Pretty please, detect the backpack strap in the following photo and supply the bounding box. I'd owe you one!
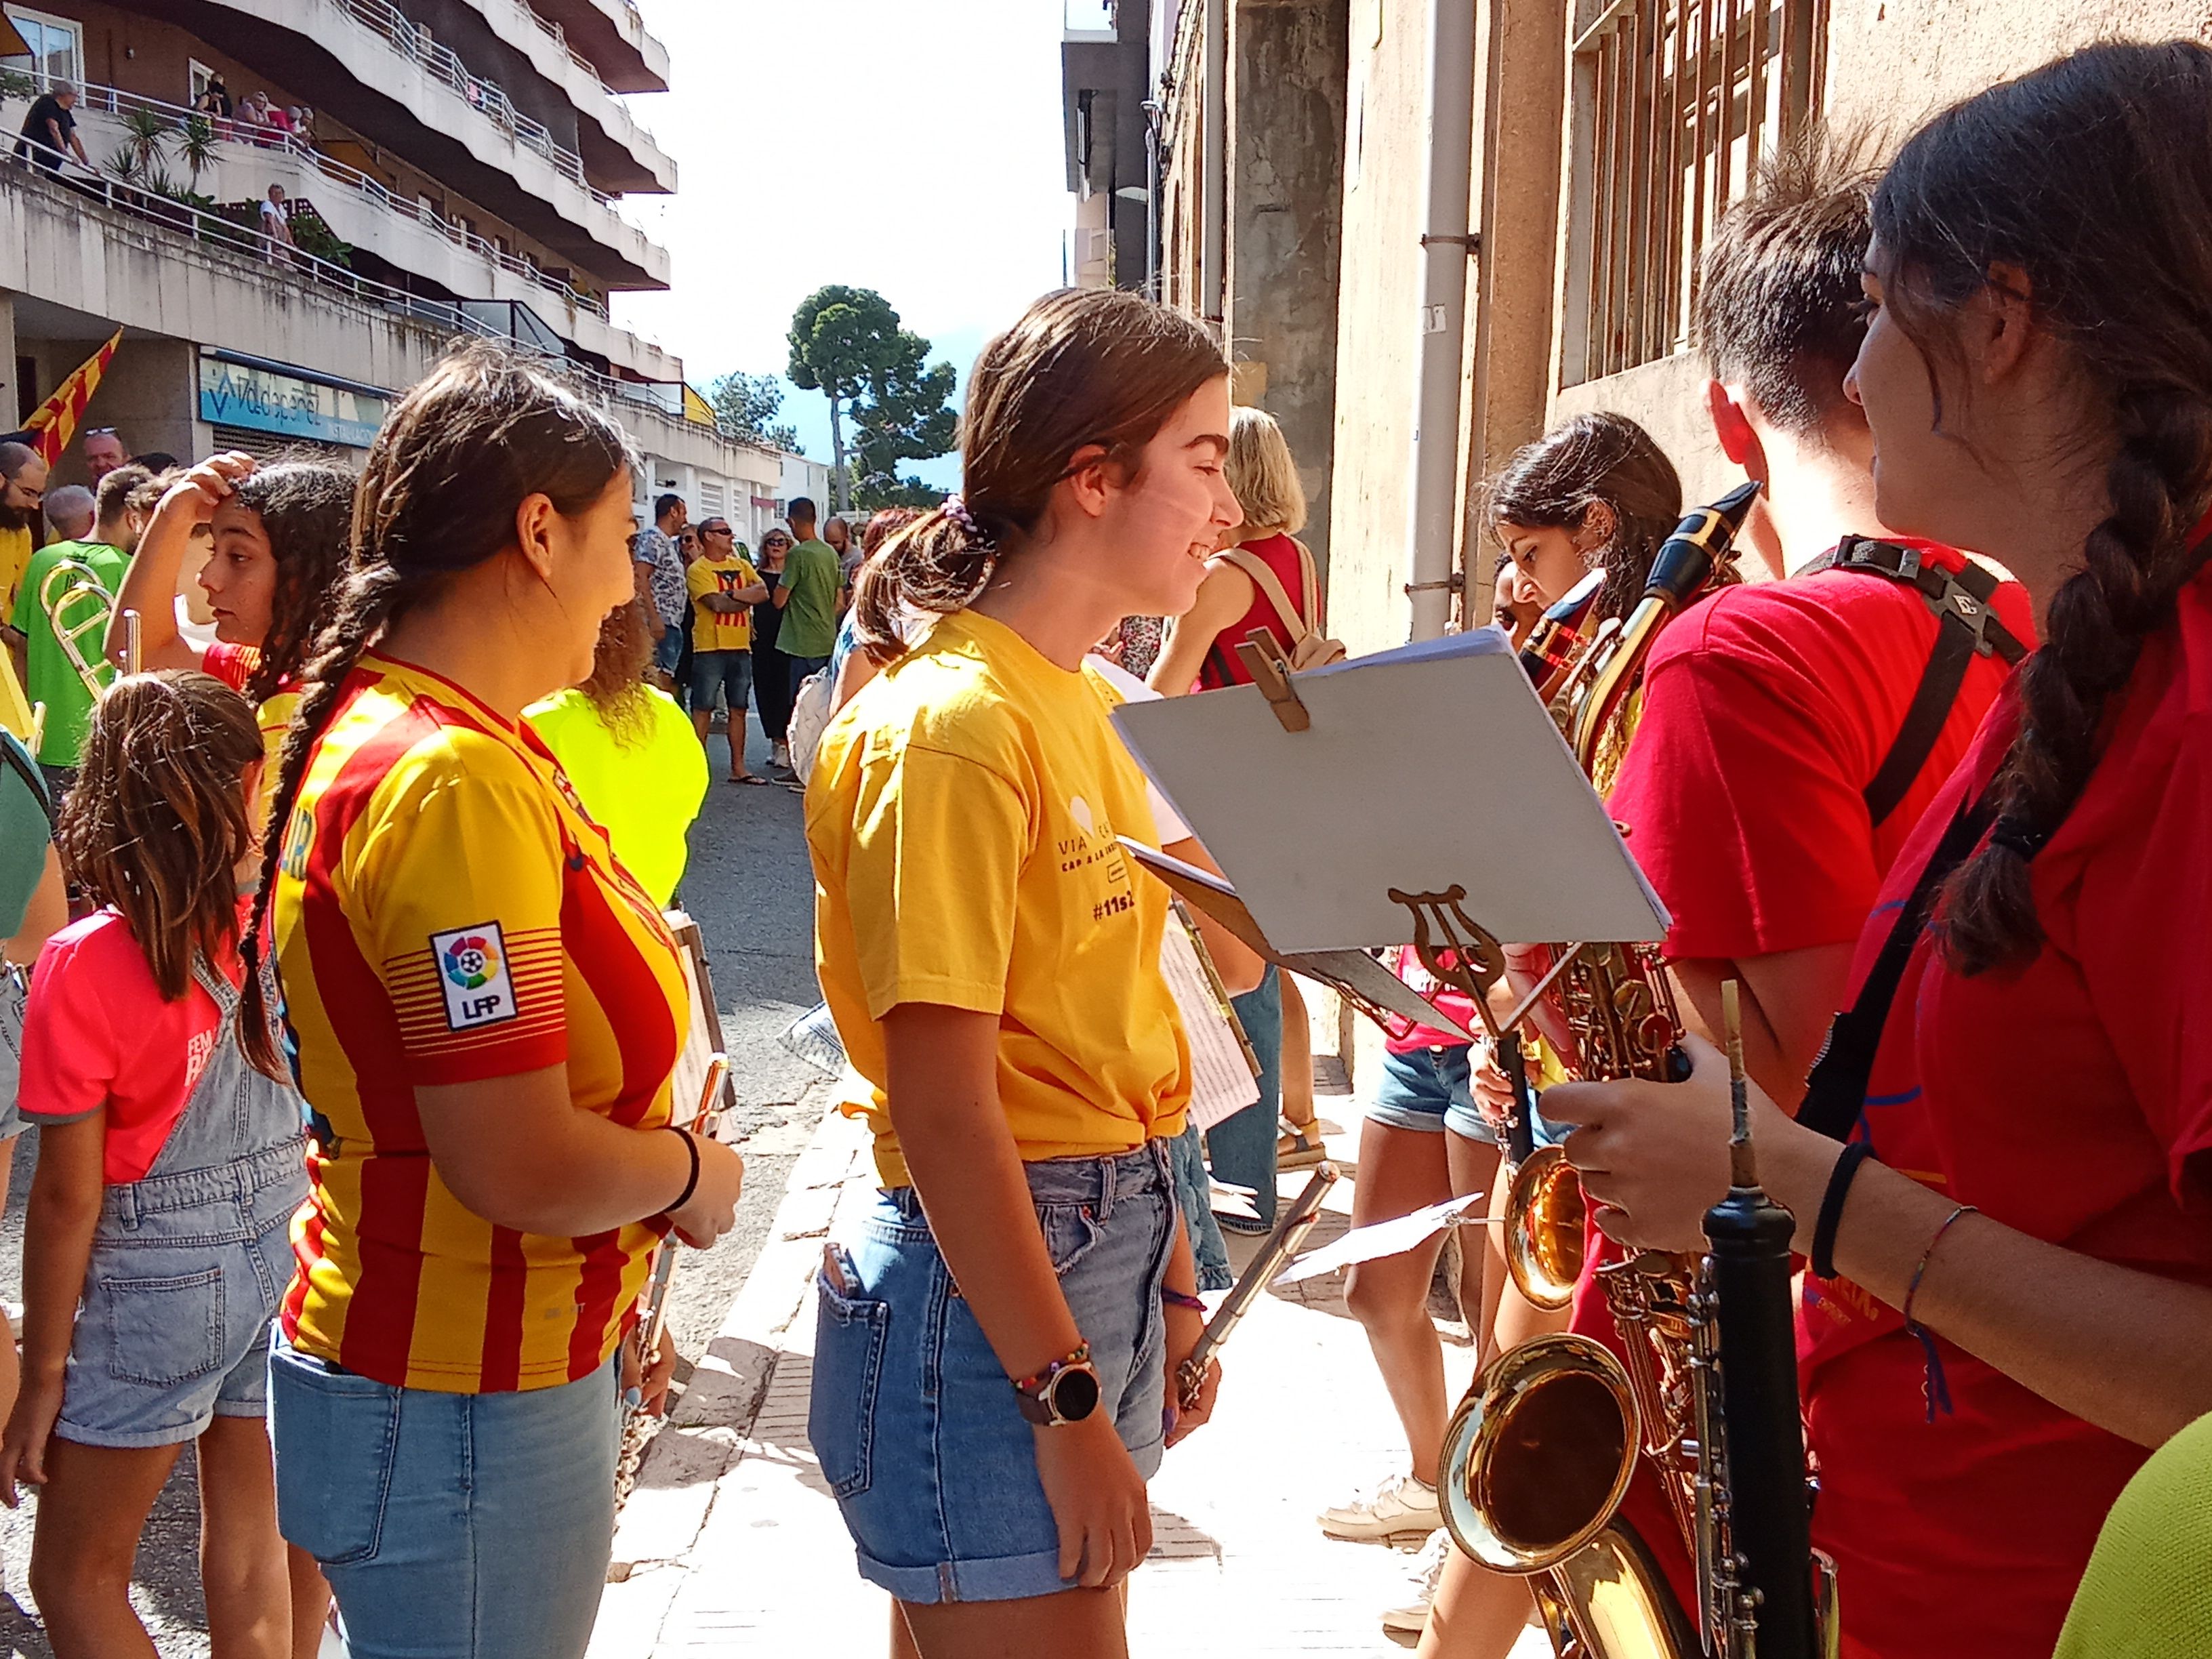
[1803,538,2030,828]
[1797,782,1998,1141]
[1218,546,1312,649]
[1290,537,1324,634]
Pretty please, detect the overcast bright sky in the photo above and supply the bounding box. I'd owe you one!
[611,0,1076,485]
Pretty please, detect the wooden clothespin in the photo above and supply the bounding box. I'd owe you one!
[1233,626,1309,733]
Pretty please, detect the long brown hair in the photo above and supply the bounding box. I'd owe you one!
[230,458,356,705]
[58,672,264,1002]
[1486,412,1687,623]
[575,596,656,748]
[852,289,1228,665]
[239,344,638,1073]
[1872,42,2212,973]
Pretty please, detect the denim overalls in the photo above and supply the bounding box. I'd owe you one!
[57,955,310,1449]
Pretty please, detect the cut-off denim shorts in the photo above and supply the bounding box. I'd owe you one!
[810,1140,1176,1605]
[1368,1044,1568,1148]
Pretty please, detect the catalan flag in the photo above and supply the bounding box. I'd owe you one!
[25,327,124,468]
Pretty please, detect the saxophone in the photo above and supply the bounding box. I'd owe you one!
[1437,481,1835,1659]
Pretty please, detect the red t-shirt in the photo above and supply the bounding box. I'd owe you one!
[19,907,238,1185]
[1195,533,1309,691]
[1799,566,2212,1659]
[1563,544,2034,1624]
[202,640,259,693]
[1607,545,2034,962]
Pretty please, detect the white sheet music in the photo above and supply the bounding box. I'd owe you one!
[1159,914,1261,1131]
[1113,626,1669,953]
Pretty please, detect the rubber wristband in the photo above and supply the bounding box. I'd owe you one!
[1162,1287,1207,1313]
[662,1126,701,1215]
[1811,1141,1875,1282]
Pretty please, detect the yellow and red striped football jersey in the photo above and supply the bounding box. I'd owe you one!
[270,652,691,1393]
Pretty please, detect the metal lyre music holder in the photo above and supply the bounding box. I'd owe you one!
[1387,884,1590,1048]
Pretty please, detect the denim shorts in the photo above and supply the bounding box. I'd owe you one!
[653,626,684,674]
[270,1334,621,1659]
[58,1137,303,1449]
[690,647,753,714]
[1370,1044,1498,1143]
[811,1141,1176,1604]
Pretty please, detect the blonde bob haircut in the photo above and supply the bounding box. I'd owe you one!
[1225,405,1307,538]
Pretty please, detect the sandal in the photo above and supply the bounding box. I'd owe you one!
[730,773,772,786]
[1278,1116,1328,1168]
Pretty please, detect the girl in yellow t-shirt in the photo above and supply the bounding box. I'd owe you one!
[806,288,1263,1654]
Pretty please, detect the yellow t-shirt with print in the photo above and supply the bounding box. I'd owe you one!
[687,554,758,653]
[806,607,1193,1187]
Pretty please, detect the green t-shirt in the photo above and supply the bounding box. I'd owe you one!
[9,538,127,766]
[779,537,842,658]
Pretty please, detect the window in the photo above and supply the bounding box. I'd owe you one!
[1561,0,1827,387]
[190,58,218,105]
[2,6,83,91]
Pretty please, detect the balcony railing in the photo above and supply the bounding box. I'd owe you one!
[2,131,725,440]
[12,77,626,319]
[489,0,660,149]
[325,0,617,197]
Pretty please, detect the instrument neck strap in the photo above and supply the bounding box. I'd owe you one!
[1797,780,2000,1142]
[1801,537,2029,828]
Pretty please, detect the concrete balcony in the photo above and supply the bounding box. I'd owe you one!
[0,157,766,484]
[155,0,665,289]
[531,0,668,95]
[449,0,676,194]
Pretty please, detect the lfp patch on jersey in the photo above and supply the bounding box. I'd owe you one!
[430,922,518,1031]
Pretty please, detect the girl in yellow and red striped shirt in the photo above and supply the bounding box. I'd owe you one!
[239,346,743,1658]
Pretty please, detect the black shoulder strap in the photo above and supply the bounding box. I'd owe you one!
[1797,783,1999,1141]
[1803,538,2030,827]
[0,730,54,831]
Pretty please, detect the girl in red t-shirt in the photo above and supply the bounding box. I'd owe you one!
[1317,414,1687,1580]
[1545,42,2212,1659]
[0,671,323,1655]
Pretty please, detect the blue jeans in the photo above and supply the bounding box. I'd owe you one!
[690,647,753,715]
[1168,1122,1233,1292]
[811,1144,1174,1604]
[653,624,684,676]
[1206,966,1284,1231]
[270,1334,621,1658]
[788,653,830,699]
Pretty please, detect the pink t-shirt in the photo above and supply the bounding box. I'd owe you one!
[19,908,237,1185]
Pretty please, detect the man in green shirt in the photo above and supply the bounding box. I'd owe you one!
[772,495,842,697]
[9,464,150,783]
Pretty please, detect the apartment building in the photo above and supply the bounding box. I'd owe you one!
[0,0,793,529]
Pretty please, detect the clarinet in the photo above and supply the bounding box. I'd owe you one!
[1704,984,1828,1659]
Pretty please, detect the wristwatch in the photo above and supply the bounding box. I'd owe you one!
[1011,1343,1102,1427]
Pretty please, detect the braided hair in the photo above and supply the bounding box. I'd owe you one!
[238,344,637,1075]
[852,289,1228,666]
[1871,42,2212,974]
[226,459,355,706]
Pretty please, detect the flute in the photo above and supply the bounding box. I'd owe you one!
[1176,1161,1340,1410]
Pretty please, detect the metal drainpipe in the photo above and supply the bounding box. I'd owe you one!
[1200,0,1227,325]
[1404,0,1478,640]
[1144,98,1164,299]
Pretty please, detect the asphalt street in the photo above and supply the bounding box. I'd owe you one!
[0,712,832,1656]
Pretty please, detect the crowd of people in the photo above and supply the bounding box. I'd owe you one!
[0,32,2207,1659]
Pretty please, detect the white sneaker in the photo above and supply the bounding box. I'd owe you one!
[1319,1471,1443,1544]
[1381,1530,1453,1635]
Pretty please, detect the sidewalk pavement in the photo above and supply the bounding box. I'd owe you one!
[592,1103,1555,1657]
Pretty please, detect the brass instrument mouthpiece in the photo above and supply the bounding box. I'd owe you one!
[1643,479,1763,613]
